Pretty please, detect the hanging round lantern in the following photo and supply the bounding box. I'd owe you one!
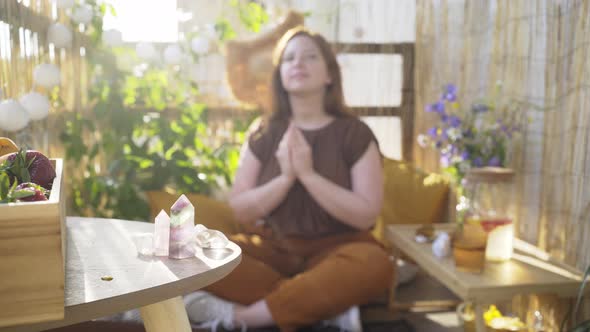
[204,24,219,40]
[191,37,210,55]
[102,29,123,47]
[136,42,157,60]
[47,23,72,48]
[33,63,61,89]
[163,44,183,65]
[54,0,75,9]
[19,92,50,121]
[0,100,30,132]
[71,4,93,24]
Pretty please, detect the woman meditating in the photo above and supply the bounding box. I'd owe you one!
[185,26,393,332]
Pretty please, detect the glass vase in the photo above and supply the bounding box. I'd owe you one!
[461,167,516,262]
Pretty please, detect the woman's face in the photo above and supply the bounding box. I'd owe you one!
[279,35,331,95]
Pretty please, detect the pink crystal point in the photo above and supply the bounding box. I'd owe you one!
[153,210,170,256]
[169,194,196,259]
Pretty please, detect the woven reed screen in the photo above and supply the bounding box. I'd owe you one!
[415,1,590,326]
[415,0,590,270]
[0,0,89,156]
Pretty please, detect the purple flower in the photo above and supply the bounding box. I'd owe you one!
[440,154,451,167]
[447,115,461,127]
[427,127,438,138]
[509,125,521,136]
[499,124,513,138]
[441,92,457,102]
[425,104,434,112]
[487,156,501,167]
[445,84,457,95]
[472,103,489,113]
[461,151,470,160]
[460,177,468,188]
[473,157,483,167]
[433,101,445,114]
[443,84,457,101]
[449,144,458,154]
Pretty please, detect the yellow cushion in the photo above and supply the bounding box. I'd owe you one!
[372,158,450,245]
[146,191,239,235]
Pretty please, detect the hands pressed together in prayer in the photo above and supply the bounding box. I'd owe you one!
[275,123,314,183]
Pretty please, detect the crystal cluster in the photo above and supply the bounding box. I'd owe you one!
[146,194,230,260]
[194,224,229,249]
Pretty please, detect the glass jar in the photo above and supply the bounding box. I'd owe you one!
[462,167,516,262]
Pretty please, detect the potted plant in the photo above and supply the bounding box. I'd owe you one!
[417,82,545,270]
[417,82,531,195]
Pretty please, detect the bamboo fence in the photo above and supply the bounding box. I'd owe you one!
[415,0,590,326]
[0,0,89,157]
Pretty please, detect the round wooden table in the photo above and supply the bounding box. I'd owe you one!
[0,217,242,332]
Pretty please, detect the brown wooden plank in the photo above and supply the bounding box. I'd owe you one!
[333,42,415,55]
[400,44,415,162]
[349,107,403,117]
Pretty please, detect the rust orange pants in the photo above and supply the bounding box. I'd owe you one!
[205,231,393,331]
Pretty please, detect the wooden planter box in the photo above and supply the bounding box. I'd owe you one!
[0,159,66,328]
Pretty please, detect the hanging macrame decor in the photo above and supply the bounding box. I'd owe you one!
[225,11,304,111]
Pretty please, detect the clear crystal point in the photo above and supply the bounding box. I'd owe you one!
[153,210,170,256]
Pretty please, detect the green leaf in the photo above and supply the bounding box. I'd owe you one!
[138,159,154,169]
[0,172,10,200]
[108,3,116,16]
[240,2,268,32]
[11,189,34,199]
[214,19,237,41]
[56,5,260,220]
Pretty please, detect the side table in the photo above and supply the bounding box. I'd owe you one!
[386,224,585,332]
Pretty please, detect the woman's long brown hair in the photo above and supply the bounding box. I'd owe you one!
[268,26,349,126]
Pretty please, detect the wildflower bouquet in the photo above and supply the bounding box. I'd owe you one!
[417,82,527,188]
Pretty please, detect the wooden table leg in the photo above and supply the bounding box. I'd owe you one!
[474,302,486,332]
[388,246,401,312]
[139,296,191,332]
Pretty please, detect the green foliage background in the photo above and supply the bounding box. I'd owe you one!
[59,1,264,221]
